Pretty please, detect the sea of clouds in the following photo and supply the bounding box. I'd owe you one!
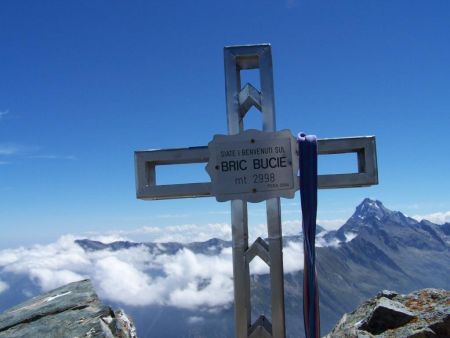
[0,230,308,310]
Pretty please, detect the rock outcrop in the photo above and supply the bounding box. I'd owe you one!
[0,279,137,338]
[325,288,449,337]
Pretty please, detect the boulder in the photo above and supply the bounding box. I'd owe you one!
[358,297,415,334]
[0,279,137,338]
[325,288,449,338]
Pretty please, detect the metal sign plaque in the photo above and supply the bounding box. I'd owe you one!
[206,129,298,202]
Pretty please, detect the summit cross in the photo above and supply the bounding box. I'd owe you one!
[134,44,378,338]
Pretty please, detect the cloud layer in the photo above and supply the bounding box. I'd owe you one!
[0,234,304,310]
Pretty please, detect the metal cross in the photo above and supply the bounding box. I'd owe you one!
[134,44,378,338]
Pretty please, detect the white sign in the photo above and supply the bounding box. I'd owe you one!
[206,129,298,202]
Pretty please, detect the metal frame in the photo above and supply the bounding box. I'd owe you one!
[134,135,378,200]
[134,44,379,338]
[224,44,285,338]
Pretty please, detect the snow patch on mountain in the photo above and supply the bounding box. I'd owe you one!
[344,232,358,242]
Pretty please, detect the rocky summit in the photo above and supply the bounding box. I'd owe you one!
[325,288,450,337]
[0,279,137,338]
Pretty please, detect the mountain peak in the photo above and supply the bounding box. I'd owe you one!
[353,198,391,220]
[339,198,418,235]
[360,198,384,208]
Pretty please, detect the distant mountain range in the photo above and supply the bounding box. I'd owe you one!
[0,198,449,337]
[72,198,450,337]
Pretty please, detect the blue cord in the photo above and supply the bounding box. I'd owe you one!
[298,132,320,338]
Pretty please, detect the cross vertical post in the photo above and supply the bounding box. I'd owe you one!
[224,44,285,338]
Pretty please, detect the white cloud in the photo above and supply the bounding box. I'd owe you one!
[0,234,307,310]
[87,218,337,245]
[0,140,74,161]
[281,220,301,236]
[187,316,204,324]
[0,110,8,120]
[283,218,345,232]
[127,223,233,243]
[86,234,130,243]
[281,241,304,273]
[0,279,9,294]
[163,249,234,309]
[249,256,270,275]
[114,220,305,244]
[28,155,76,160]
[0,236,236,309]
[316,231,340,248]
[29,268,85,291]
[0,144,19,156]
[412,211,450,225]
[317,219,346,230]
[93,255,159,306]
[0,236,90,290]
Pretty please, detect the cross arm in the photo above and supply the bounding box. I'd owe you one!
[134,136,378,200]
[134,146,210,200]
[317,136,378,189]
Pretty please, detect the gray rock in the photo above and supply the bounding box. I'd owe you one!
[325,288,449,338]
[376,290,398,300]
[359,297,415,334]
[0,279,137,338]
[428,313,450,337]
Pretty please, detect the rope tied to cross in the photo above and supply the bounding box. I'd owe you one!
[298,132,320,338]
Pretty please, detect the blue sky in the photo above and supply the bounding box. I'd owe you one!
[1,0,449,247]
